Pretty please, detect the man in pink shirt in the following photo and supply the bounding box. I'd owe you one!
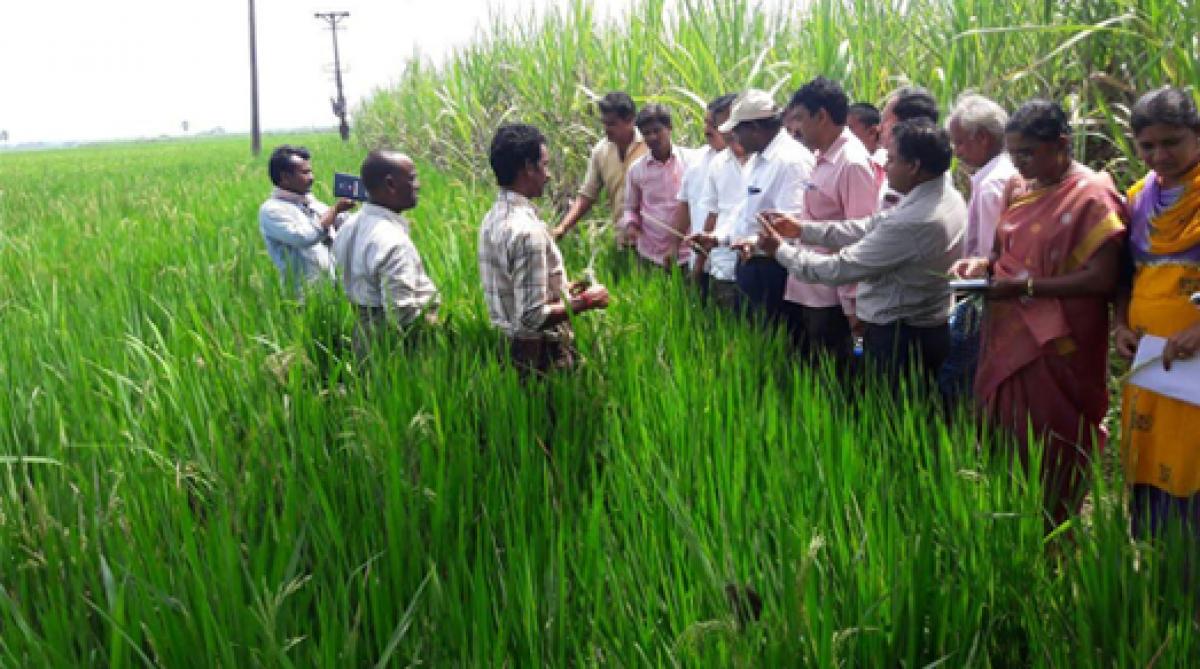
[848,102,887,186]
[622,103,691,268]
[780,77,881,360]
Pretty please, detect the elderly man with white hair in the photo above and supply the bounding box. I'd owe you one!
[946,94,1017,258]
[939,93,1018,401]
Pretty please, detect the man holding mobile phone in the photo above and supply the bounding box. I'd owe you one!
[686,89,814,327]
[258,144,356,298]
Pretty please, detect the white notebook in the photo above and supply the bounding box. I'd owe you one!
[1128,335,1200,407]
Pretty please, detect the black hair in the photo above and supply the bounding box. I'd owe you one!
[708,93,737,116]
[597,92,636,120]
[1131,86,1200,134]
[891,118,953,176]
[360,150,407,192]
[848,102,881,128]
[891,87,939,123]
[489,123,546,188]
[789,76,850,125]
[1005,99,1071,142]
[635,103,672,129]
[268,144,310,186]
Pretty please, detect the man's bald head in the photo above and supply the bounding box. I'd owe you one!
[361,150,419,213]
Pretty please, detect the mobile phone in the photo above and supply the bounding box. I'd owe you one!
[949,279,990,293]
[333,172,367,201]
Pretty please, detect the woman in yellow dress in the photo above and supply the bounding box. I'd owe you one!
[1115,86,1200,537]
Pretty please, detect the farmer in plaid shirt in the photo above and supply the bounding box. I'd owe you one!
[478,123,611,377]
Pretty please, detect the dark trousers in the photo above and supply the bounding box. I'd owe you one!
[699,273,742,312]
[862,320,950,385]
[937,299,982,404]
[506,333,577,380]
[1131,484,1200,540]
[789,304,853,359]
[735,257,787,326]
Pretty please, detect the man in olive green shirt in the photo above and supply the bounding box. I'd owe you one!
[553,91,648,241]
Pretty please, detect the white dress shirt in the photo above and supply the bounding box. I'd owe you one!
[719,128,814,246]
[676,145,718,269]
[332,203,440,327]
[700,148,748,281]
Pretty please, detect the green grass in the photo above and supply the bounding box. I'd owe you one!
[1,133,1196,666]
[3,0,1200,664]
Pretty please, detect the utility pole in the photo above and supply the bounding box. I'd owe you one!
[314,11,350,141]
[248,0,261,155]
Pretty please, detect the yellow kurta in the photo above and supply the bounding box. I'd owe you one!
[1122,166,1200,498]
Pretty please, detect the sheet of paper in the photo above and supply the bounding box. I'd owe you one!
[1128,334,1200,407]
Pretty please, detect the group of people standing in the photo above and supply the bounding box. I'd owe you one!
[256,78,1200,539]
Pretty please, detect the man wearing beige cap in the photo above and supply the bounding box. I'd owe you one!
[688,89,814,326]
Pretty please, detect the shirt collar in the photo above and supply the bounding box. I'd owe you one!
[497,188,535,210]
[815,127,853,165]
[646,145,680,166]
[894,174,946,208]
[970,151,1012,187]
[272,187,314,207]
[361,202,406,225]
[607,129,645,154]
[759,128,789,162]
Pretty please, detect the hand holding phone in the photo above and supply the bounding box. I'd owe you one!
[333,172,368,201]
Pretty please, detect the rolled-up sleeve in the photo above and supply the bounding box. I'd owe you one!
[259,203,326,247]
[511,230,554,332]
[578,142,604,201]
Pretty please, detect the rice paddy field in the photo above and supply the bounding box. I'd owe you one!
[3,0,1200,666]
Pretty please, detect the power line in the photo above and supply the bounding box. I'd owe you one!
[314,11,351,142]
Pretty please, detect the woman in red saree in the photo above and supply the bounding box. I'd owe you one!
[953,100,1127,526]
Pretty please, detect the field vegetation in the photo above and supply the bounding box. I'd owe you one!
[2,0,1199,665]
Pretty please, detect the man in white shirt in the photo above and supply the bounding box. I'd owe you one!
[673,93,736,290]
[939,94,1018,400]
[688,89,815,325]
[332,151,440,357]
[259,144,355,297]
[695,127,749,310]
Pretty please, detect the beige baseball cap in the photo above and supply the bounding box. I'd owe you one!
[718,89,780,133]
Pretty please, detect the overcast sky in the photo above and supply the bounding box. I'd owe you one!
[0,0,634,144]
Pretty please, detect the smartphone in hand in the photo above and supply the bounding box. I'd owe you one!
[333,172,368,201]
